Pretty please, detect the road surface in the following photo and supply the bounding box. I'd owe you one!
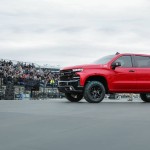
[0,98,150,150]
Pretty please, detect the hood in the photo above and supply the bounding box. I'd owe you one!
[61,64,106,70]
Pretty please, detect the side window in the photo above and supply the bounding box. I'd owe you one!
[114,56,132,67]
[134,56,150,68]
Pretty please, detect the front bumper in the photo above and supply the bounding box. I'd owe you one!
[58,80,83,93]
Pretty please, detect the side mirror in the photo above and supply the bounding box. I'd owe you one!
[111,62,121,69]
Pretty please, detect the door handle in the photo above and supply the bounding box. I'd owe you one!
[129,70,135,72]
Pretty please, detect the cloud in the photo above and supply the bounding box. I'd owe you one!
[0,0,150,67]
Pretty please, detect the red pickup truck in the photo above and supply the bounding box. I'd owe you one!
[58,53,150,103]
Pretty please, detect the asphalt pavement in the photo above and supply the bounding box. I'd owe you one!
[0,98,150,150]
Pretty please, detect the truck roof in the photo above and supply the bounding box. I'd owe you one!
[119,53,150,56]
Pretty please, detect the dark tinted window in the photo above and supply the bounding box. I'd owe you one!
[114,56,132,67]
[134,56,150,68]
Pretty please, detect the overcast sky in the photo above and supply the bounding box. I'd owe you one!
[0,0,150,67]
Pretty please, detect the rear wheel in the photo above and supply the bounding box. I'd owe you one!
[65,93,83,102]
[140,93,150,102]
[84,81,106,103]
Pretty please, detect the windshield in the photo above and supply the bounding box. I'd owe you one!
[93,55,115,64]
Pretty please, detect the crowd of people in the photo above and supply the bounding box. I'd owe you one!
[0,59,60,88]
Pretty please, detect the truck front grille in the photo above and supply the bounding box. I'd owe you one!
[60,70,79,81]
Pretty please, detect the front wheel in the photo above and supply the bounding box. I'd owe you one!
[84,81,106,103]
[140,93,150,102]
[65,93,83,102]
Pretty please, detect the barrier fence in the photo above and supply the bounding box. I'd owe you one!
[0,84,65,100]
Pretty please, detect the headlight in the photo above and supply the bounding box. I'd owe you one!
[72,68,83,72]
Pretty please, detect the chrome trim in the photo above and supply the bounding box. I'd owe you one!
[73,77,80,79]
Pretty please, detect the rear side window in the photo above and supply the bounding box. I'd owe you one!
[114,56,132,67]
[134,56,150,68]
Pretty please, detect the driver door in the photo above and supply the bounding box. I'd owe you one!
[109,55,137,92]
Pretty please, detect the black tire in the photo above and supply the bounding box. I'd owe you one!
[140,93,150,102]
[65,93,83,102]
[84,81,106,103]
